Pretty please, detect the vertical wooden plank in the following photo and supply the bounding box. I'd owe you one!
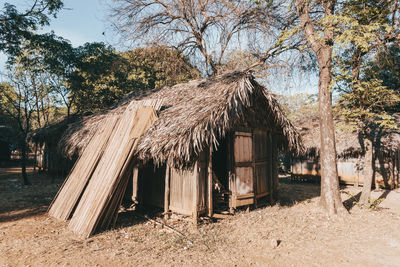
[164,165,170,216]
[131,167,139,202]
[271,133,279,201]
[207,147,213,217]
[193,161,199,225]
[252,130,257,208]
[267,132,273,203]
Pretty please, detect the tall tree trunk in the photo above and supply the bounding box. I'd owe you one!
[318,48,344,215]
[360,138,373,206]
[295,0,345,215]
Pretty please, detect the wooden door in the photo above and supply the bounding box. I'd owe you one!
[253,129,269,198]
[230,129,271,210]
[230,130,255,208]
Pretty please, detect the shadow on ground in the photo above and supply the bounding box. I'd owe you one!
[278,176,321,207]
[0,165,64,223]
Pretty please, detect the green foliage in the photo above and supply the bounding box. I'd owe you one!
[368,45,400,94]
[70,45,201,113]
[123,46,201,89]
[368,197,384,210]
[333,0,400,135]
[0,1,63,58]
[276,93,318,123]
[336,78,400,131]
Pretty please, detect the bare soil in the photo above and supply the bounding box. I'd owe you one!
[1,167,400,266]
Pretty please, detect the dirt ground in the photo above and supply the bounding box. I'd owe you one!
[1,166,400,266]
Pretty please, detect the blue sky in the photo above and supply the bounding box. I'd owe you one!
[43,0,110,46]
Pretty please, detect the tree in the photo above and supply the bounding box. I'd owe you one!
[293,0,346,215]
[0,79,34,185]
[333,0,400,206]
[109,0,275,76]
[287,0,400,214]
[336,79,400,206]
[123,46,201,89]
[0,0,63,58]
[276,93,318,123]
[0,39,72,184]
[70,44,200,113]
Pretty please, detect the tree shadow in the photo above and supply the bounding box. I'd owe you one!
[0,206,47,223]
[377,190,391,200]
[0,165,64,223]
[278,176,321,207]
[342,191,361,211]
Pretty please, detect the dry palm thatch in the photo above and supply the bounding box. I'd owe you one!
[59,71,303,166]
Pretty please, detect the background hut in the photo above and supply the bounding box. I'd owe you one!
[291,116,400,188]
[31,115,82,176]
[48,71,302,233]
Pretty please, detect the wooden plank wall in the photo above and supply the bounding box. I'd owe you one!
[197,151,207,215]
[167,160,206,216]
[169,167,196,216]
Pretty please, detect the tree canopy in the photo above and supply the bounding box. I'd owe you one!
[0,0,63,58]
[70,44,201,113]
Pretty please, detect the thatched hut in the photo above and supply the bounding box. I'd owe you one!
[50,71,302,220]
[291,116,400,188]
[31,115,81,175]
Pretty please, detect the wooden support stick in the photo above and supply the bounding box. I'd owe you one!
[164,165,170,218]
[207,147,213,217]
[193,161,199,225]
[132,167,139,202]
[271,133,279,201]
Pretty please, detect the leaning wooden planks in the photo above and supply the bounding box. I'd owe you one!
[48,115,119,221]
[68,100,161,237]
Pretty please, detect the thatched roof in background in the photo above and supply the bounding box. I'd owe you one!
[38,71,303,166]
[31,114,82,146]
[296,114,400,159]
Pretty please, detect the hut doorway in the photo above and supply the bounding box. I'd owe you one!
[212,137,230,211]
[135,162,166,210]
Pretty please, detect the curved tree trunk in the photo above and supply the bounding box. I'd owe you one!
[360,138,373,206]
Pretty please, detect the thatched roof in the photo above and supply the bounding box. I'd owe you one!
[296,114,400,159]
[50,71,303,166]
[31,114,82,146]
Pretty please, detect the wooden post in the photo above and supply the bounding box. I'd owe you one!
[193,161,199,225]
[271,134,279,201]
[267,132,273,203]
[131,167,139,203]
[207,147,213,217]
[164,165,170,218]
[252,130,257,209]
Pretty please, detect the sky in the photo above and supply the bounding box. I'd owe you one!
[0,0,318,95]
